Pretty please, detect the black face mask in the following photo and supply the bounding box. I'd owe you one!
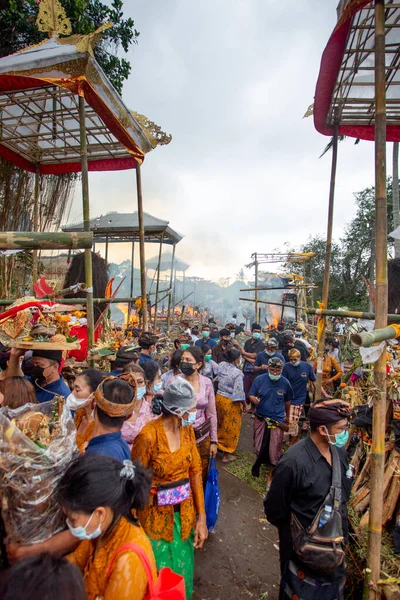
[22,361,46,385]
[180,362,196,376]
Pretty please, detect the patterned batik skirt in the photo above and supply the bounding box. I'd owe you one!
[216,393,243,454]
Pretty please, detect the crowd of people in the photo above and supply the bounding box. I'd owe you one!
[0,315,356,600]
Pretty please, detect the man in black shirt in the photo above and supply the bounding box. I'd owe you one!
[241,323,265,405]
[212,328,233,364]
[281,334,308,362]
[264,401,353,600]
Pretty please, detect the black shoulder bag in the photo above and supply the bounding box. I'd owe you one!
[290,445,345,574]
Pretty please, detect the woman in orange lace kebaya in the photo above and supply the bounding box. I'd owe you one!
[68,370,104,453]
[131,378,208,600]
[57,454,156,600]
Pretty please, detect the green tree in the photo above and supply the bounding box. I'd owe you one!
[283,180,394,311]
[0,0,139,94]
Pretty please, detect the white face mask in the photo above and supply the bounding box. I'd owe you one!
[67,511,102,540]
[136,386,147,400]
[66,392,93,411]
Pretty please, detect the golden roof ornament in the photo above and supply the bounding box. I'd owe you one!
[36,0,72,38]
[58,22,114,56]
[303,103,314,118]
[132,112,172,148]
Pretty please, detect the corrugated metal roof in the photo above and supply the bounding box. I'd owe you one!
[63,211,183,245]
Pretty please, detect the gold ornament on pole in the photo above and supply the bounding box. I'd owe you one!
[36,0,72,38]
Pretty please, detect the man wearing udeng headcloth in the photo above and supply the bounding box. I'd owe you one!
[265,401,353,600]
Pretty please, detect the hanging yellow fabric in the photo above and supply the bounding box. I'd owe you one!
[316,301,326,343]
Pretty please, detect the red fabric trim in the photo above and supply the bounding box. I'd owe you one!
[0,75,143,172]
[314,0,400,141]
[0,144,36,173]
[40,157,137,174]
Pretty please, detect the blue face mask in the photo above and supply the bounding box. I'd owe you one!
[292,361,301,367]
[230,332,235,338]
[67,511,102,541]
[205,354,212,362]
[252,332,261,339]
[266,350,275,356]
[202,331,210,338]
[269,374,281,381]
[325,427,349,448]
[182,411,196,427]
[136,386,146,400]
[181,344,191,350]
[151,382,163,394]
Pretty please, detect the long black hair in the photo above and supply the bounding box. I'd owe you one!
[55,454,152,526]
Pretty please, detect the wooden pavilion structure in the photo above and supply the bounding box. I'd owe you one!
[64,211,183,329]
[313,1,400,596]
[0,0,171,343]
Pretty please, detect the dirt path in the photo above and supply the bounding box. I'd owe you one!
[193,415,281,599]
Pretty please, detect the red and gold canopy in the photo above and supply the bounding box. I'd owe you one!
[0,34,156,173]
[314,0,400,141]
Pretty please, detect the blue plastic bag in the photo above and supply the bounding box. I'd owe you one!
[204,457,220,532]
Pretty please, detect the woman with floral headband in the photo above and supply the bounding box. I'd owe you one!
[131,378,208,599]
[57,454,156,600]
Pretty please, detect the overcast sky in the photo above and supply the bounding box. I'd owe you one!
[68,0,384,282]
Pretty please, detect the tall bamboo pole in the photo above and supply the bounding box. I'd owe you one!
[366,2,387,597]
[310,257,315,309]
[32,165,40,287]
[315,109,339,398]
[105,233,109,264]
[254,253,259,323]
[127,240,135,324]
[154,233,164,329]
[166,244,176,331]
[136,163,148,331]
[78,96,95,366]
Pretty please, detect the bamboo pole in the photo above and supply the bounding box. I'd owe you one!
[166,244,176,331]
[305,307,400,322]
[127,240,135,324]
[315,108,339,398]
[366,2,387,596]
[310,257,315,309]
[0,232,93,250]
[136,163,148,331]
[154,232,164,329]
[254,253,259,323]
[32,165,40,286]
[78,96,95,367]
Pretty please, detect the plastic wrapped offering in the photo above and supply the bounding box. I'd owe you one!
[0,397,78,544]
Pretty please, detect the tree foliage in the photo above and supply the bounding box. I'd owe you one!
[0,0,139,94]
[285,180,394,310]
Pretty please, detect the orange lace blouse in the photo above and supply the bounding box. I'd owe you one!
[131,418,205,542]
[67,516,156,600]
[74,407,94,454]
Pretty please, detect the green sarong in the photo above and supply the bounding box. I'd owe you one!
[150,512,194,599]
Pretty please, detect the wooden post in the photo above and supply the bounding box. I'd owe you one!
[32,165,40,286]
[310,256,315,310]
[154,233,164,330]
[127,240,135,324]
[105,233,109,264]
[255,253,259,323]
[366,2,387,597]
[136,163,148,331]
[78,96,95,366]
[166,244,176,331]
[315,109,339,398]
[0,232,93,250]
